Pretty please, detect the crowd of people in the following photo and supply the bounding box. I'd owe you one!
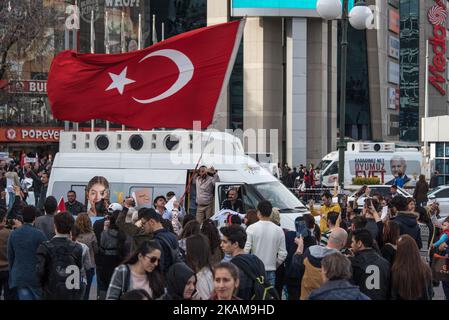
[0,157,448,301]
[278,163,320,190]
[0,155,53,213]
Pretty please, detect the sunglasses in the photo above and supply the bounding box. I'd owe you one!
[145,255,160,264]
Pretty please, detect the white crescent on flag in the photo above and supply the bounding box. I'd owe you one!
[132,49,194,104]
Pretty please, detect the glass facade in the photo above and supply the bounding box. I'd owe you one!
[229,41,244,130]
[399,0,419,142]
[434,142,449,185]
[337,23,372,140]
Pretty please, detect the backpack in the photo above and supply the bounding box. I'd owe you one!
[232,256,280,300]
[43,240,83,300]
[156,235,184,267]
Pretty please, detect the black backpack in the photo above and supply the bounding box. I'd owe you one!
[43,240,84,300]
[157,235,184,266]
[232,256,280,300]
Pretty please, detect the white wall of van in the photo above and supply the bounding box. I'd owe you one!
[48,131,310,231]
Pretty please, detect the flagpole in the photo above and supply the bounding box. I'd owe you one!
[211,19,246,129]
[74,0,79,131]
[152,14,157,44]
[105,11,110,54]
[121,10,126,53]
[120,10,126,131]
[64,17,70,132]
[162,22,165,41]
[424,40,429,180]
[138,13,142,50]
[105,10,110,131]
[90,10,95,132]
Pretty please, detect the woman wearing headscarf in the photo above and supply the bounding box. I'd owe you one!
[161,262,197,300]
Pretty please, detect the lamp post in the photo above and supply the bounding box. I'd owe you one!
[317,0,373,190]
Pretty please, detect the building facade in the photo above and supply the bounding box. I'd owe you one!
[2,0,447,165]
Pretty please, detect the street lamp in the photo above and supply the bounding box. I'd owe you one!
[316,0,373,190]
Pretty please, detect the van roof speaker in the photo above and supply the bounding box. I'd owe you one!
[374,143,381,152]
[129,134,144,151]
[164,134,180,151]
[96,135,109,151]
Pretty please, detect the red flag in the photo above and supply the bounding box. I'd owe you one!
[47,20,244,129]
[57,197,66,213]
[20,152,26,167]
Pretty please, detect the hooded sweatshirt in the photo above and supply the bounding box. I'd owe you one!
[393,212,422,249]
[297,245,338,300]
[164,262,195,300]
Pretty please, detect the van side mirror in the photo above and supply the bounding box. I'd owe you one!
[428,194,436,200]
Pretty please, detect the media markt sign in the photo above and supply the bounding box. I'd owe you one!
[427,0,447,96]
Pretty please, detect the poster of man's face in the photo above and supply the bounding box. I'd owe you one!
[390,156,407,177]
[132,187,152,208]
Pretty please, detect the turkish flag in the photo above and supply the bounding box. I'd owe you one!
[47,20,244,129]
[57,197,66,213]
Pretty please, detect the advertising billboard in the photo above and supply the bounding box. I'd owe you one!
[231,0,354,17]
[388,35,400,59]
[388,61,400,84]
[388,87,399,110]
[389,8,400,34]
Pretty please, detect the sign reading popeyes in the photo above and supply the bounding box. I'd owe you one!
[0,127,63,142]
[428,0,447,96]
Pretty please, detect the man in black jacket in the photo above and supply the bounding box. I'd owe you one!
[145,209,179,274]
[349,229,390,300]
[221,188,244,213]
[36,211,83,300]
[390,195,422,249]
[220,225,267,300]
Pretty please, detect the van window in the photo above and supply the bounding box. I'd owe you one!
[252,181,306,211]
[317,160,332,172]
[217,184,259,213]
[70,185,87,206]
[324,162,338,176]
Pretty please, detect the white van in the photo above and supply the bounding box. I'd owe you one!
[317,142,423,189]
[47,130,309,231]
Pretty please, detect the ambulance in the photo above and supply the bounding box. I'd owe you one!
[316,142,423,190]
[47,130,309,231]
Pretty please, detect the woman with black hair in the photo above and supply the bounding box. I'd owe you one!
[106,240,165,300]
[97,210,128,298]
[201,219,223,265]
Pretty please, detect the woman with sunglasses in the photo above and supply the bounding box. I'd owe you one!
[106,240,165,300]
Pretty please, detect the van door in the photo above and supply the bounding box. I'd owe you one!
[214,183,260,214]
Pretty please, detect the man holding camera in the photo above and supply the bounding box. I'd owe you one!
[195,166,220,223]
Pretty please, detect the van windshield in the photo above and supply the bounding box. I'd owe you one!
[252,181,307,212]
[317,160,332,172]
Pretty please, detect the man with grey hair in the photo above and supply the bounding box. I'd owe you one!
[293,227,348,299]
[308,252,370,300]
[386,156,410,186]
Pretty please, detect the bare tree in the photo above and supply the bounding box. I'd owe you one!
[0,0,56,80]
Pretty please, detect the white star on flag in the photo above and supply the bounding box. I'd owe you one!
[105,67,135,95]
